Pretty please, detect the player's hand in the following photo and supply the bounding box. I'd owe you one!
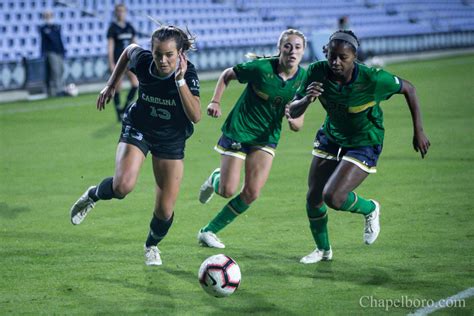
[413,130,430,159]
[207,101,222,118]
[306,82,324,102]
[175,51,187,80]
[97,85,116,111]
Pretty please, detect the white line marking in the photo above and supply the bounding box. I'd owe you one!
[408,287,474,315]
[0,87,218,116]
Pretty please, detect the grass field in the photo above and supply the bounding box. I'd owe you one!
[1,54,473,315]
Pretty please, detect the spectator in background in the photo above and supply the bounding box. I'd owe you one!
[39,10,66,97]
[107,3,139,122]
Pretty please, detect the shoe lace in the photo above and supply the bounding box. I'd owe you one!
[365,214,374,233]
[209,232,222,243]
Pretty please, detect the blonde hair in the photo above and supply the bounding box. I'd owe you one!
[246,28,306,60]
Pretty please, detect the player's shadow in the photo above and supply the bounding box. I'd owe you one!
[0,202,31,219]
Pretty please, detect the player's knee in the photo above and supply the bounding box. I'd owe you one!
[240,187,260,204]
[219,184,238,198]
[113,179,134,198]
[322,189,345,210]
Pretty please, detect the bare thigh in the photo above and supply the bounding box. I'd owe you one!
[240,149,274,205]
[307,156,339,207]
[217,154,244,198]
[152,157,184,220]
[323,160,370,209]
[113,142,146,197]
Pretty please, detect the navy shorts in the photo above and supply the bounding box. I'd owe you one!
[119,124,185,160]
[214,134,277,160]
[312,129,382,173]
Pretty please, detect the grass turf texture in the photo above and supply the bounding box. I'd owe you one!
[1,55,473,315]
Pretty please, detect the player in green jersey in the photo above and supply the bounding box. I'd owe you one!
[197,29,307,248]
[287,30,430,264]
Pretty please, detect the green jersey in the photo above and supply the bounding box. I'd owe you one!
[296,61,402,147]
[222,57,306,145]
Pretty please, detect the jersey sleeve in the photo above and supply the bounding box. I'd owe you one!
[232,59,260,84]
[128,46,147,74]
[295,63,315,99]
[106,24,114,39]
[374,69,403,101]
[184,62,200,97]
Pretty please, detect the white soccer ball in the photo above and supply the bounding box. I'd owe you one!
[198,254,241,297]
[65,83,79,97]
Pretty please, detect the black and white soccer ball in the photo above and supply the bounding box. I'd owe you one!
[198,254,241,297]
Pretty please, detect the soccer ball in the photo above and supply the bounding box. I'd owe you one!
[65,83,78,97]
[198,254,241,297]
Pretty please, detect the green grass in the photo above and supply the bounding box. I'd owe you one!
[1,54,473,315]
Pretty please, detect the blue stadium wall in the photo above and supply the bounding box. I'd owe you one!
[1,31,474,92]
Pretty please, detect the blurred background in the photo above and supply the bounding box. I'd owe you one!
[0,0,473,99]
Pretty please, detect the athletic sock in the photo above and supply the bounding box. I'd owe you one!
[212,172,220,194]
[125,87,137,108]
[202,194,249,233]
[88,177,122,201]
[306,203,330,251]
[338,191,375,215]
[145,213,174,247]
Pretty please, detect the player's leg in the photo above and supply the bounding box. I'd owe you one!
[300,156,338,264]
[124,71,138,108]
[198,154,244,248]
[144,157,184,266]
[199,147,274,248]
[323,156,380,244]
[199,135,245,204]
[70,141,146,225]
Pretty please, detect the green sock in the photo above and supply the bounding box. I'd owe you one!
[306,203,330,251]
[202,194,249,233]
[339,192,375,215]
[212,172,220,194]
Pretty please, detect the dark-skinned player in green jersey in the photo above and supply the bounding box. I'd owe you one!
[197,29,307,248]
[287,30,430,264]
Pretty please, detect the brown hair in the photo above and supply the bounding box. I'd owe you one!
[150,25,196,52]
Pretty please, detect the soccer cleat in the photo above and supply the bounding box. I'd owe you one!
[144,245,162,266]
[198,168,220,204]
[70,186,96,225]
[364,200,381,245]
[197,230,225,249]
[300,248,333,264]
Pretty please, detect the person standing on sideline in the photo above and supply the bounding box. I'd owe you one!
[39,10,66,97]
[70,25,201,266]
[107,3,139,121]
[197,29,307,248]
[287,30,430,264]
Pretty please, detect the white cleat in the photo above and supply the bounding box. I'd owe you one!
[70,186,96,225]
[364,200,381,245]
[144,245,162,266]
[198,168,220,204]
[300,248,333,264]
[197,230,225,248]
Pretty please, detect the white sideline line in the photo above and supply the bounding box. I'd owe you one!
[0,86,217,116]
[407,287,474,315]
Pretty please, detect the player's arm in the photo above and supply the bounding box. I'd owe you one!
[286,106,305,132]
[207,67,237,118]
[399,78,430,158]
[175,52,201,123]
[287,82,324,118]
[107,38,115,72]
[97,44,139,110]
